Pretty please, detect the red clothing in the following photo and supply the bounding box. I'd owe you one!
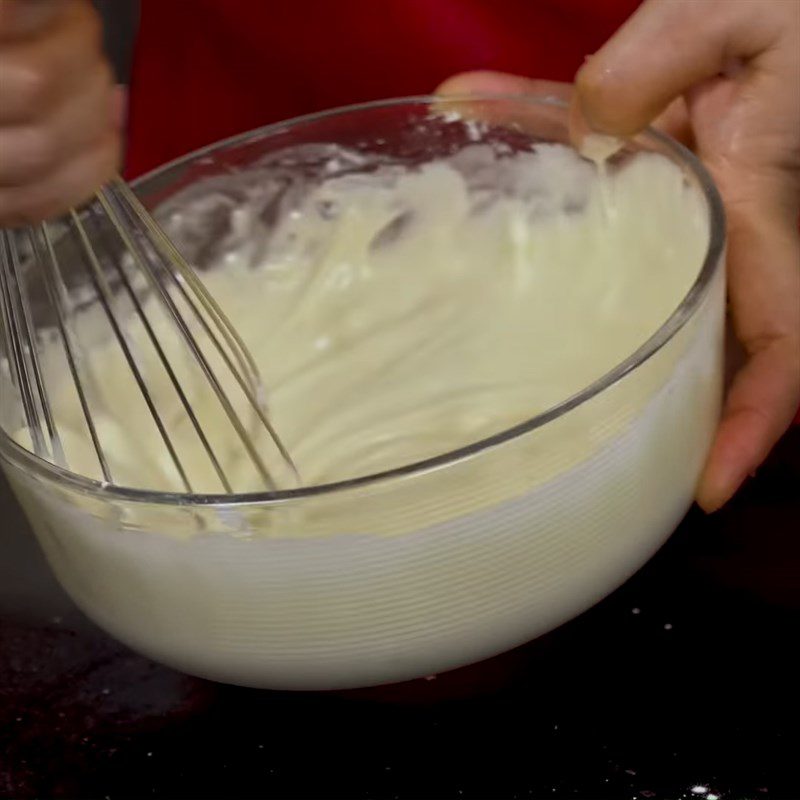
[126,0,639,178]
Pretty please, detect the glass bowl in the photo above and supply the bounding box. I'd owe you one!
[0,96,726,689]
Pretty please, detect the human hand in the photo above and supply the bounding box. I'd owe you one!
[0,0,122,225]
[438,0,800,512]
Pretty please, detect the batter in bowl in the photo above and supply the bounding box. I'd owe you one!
[11,141,709,494]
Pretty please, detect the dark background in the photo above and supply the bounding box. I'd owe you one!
[2,428,798,800]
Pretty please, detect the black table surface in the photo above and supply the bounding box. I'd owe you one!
[2,429,799,800]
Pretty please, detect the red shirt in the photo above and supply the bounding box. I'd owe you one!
[125,0,640,178]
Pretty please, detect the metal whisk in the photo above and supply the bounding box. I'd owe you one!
[0,177,298,493]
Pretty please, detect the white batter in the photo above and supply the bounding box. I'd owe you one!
[12,142,709,493]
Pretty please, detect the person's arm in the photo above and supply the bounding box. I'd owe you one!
[0,0,122,225]
[440,0,800,512]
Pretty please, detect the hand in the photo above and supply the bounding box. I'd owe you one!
[438,0,800,512]
[0,0,122,225]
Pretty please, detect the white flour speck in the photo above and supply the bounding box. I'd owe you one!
[438,110,461,124]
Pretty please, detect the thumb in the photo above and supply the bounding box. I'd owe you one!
[572,0,778,136]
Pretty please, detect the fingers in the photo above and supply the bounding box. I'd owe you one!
[697,202,800,511]
[436,70,572,102]
[0,0,66,40]
[0,0,104,124]
[572,0,777,137]
[0,0,120,224]
[699,339,800,512]
[436,70,694,146]
[0,64,116,186]
[0,130,120,225]
[434,72,577,142]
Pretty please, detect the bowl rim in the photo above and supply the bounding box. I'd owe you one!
[0,94,726,508]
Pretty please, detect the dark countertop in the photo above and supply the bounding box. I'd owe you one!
[2,429,799,800]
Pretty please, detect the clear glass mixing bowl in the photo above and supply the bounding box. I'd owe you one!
[0,96,726,689]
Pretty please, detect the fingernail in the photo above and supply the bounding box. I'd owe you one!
[568,97,623,161]
[696,463,749,514]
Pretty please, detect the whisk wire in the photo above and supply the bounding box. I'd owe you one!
[93,191,234,492]
[97,184,276,490]
[0,232,43,452]
[1,177,298,493]
[70,209,195,492]
[102,180,299,488]
[0,229,62,462]
[113,181,262,392]
[33,224,113,482]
